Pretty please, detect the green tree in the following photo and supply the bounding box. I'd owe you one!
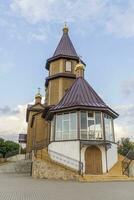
[0,138,19,158]
[0,138,6,158]
[118,137,134,156]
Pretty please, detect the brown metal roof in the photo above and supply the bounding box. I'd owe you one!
[45,30,80,70]
[18,134,27,143]
[50,77,119,118]
[53,31,78,57]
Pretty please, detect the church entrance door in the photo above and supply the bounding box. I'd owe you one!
[85,146,102,174]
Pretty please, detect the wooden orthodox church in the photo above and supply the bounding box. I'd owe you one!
[26,24,119,175]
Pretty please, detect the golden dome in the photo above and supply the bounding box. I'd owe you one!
[35,88,42,98]
[63,22,69,33]
[75,62,85,71]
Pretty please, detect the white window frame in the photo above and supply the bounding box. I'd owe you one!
[65,61,72,72]
[80,111,103,140]
[55,112,77,140]
[104,114,114,142]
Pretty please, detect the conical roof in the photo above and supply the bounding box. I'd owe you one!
[50,77,118,118]
[53,30,78,57]
[45,26,79,70]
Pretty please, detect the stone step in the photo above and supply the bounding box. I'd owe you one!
[32,158,79,180]
[33,148,79,180]
[36,148,78,173]
[7,154,25,162]
[0,159,32,174]
[81,175,134,182]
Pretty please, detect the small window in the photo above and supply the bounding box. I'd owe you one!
[65,61,72,72]
[88,111,94,118]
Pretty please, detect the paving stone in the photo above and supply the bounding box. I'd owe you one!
[0,174,134,200]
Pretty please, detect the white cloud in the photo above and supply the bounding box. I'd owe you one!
[122,80,134,97]
[106,1,134,38]
[114,123,127,140]
[0,97,45,142]
[10,0,106,24]
[28,25,51,43]
[9,0,134,38]
[0,104,27,142]
[114,104,134,141]
[0,101,134,142]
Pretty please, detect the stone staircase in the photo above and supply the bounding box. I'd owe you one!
[0,155,32,175]
[32,148,80,180]
[82,155,134,182]
[33,150,134,182]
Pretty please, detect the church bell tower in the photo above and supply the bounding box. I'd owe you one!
[45,24,81,106]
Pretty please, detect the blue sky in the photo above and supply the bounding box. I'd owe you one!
[0,0,134,141]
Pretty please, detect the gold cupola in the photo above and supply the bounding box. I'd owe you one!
[75,58,85,78]
[35,88,42,104]
[63,22,69,33]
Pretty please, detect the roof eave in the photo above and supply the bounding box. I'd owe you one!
[48,105,119,119]
[45,55,86,70]
[45,73,76,87]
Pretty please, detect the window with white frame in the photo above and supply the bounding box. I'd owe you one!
[50,118,54,141]
[55,112,77,140]
[55,114,62,140]
[65,61,72,72]
[104,114,114,141]
[80,111,103,140]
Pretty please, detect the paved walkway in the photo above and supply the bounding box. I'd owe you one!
[0,174,134,200]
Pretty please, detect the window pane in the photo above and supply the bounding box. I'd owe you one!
[70,132,77,139]
[55,132,62,140]
[50,118,54,141]
[62,132,69,140]
[56,115,62,132]
[66,61,71,72]
[55,115,62,140]
[63,116,69,140]
[63,121,69,132]
[81,112,87,129]
[70,113,77,139]
[63,113,69,121]
[88,120,95,130]
[88,120,95,139]
[55,112,79,140]
[81,131,87,139]
[70,113,77,130]
[95,112,103,139]
[104,114,114,141]
[88,111,94,118]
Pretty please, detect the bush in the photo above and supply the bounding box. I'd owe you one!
[118,137,134,156]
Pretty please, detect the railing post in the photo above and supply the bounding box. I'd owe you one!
[79,162,83,176]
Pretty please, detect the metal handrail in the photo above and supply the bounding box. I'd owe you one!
[122,149,134,176]
[48,149,83,175]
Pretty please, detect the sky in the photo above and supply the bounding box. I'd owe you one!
[0,0,134,141]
